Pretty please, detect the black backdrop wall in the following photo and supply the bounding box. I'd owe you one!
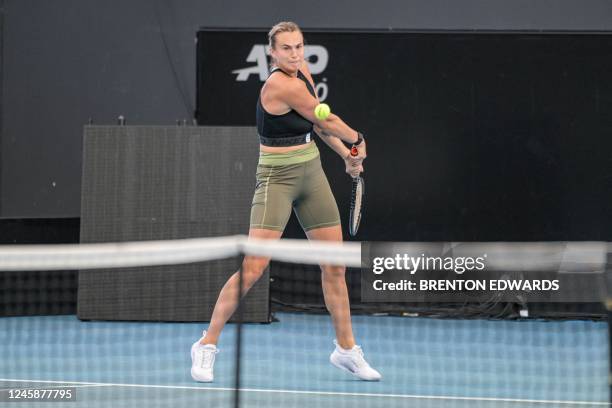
[197,30,612,317]
[197,31,612,243]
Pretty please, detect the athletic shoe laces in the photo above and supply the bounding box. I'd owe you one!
[335,340,367,368]
[198,346,218,369]
[352,346,367,368]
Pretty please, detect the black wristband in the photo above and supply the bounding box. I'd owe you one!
[353,132,364,146]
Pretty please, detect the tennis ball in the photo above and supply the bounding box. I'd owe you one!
[314,103,331,120]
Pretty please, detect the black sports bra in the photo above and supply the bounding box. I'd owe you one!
[256,68,316,147]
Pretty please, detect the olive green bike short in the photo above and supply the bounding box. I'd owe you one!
[250,142,341,232]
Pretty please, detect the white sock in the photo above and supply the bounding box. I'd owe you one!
[337,344,357,353]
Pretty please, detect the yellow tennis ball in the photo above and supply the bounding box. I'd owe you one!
[314,103,331,120]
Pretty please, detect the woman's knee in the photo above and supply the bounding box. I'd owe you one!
[240,256,269,285]
[322,264,346,280]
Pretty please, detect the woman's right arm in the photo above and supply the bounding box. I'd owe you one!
[275,78,361,145]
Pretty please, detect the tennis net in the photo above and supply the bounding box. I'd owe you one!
[0,237,609,407]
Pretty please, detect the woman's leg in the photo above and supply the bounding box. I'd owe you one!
[305,225,355,350]
[202,227,282,345]
[204,159,294,345]
[306,224,381,381]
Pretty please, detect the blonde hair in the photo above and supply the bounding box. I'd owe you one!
[268,21,302,50]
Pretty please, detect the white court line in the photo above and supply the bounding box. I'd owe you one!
[0,378,607,406]
[0,384,105,391]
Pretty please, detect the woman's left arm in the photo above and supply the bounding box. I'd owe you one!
[314,124,350,157]
[314,124,364,177]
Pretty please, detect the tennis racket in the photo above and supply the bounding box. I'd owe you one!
[349,146,364,237]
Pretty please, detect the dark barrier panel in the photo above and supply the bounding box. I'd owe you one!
[78,126,269,322]
[0,218,79,317]
[196,30,612,318]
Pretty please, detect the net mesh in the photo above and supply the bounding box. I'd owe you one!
[0,237,609,408]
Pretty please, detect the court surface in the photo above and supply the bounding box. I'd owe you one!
[0,312,607,407]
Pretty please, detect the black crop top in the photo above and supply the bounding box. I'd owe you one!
[256,68,316,147]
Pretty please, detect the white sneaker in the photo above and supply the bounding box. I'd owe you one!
[330,340,381,381]
[190,331,219,382]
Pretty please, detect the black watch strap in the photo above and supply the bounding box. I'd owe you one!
[354,132,364,146]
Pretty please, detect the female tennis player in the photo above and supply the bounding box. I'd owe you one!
[191,21,379,382]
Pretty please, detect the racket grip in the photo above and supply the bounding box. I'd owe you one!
[350,146,358,157]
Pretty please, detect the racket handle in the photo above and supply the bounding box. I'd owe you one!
[350,146,358,157]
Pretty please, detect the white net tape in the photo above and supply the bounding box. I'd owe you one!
[0,237,609,272]
[0,236,362,271]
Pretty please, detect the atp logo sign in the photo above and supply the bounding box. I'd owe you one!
[232,44,330,101]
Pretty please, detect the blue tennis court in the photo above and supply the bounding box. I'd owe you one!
[0,312,607,407]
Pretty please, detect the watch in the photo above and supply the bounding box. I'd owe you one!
[354,132,364,146]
